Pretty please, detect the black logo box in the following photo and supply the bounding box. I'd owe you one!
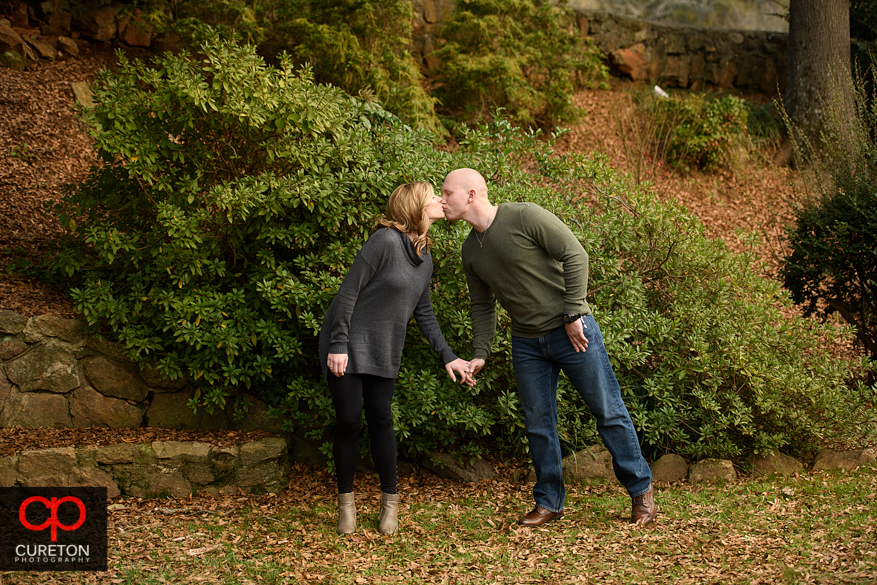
[0,487,107,572]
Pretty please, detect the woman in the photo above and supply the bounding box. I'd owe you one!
[319,181,474,535]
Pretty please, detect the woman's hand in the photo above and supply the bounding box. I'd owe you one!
[445,358,476,387]
[327,353,348,377]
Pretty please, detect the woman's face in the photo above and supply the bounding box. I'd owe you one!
[425,195,445,221]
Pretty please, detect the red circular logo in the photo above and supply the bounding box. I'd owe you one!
[19,496,87,542]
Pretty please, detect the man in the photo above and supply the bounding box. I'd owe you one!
[440,168,656,527]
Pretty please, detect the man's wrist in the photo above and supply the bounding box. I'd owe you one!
[562,313,582,323]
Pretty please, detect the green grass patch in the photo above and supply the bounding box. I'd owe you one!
[3,465,876,583]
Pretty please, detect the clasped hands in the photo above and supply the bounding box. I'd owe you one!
[327,353,477,387]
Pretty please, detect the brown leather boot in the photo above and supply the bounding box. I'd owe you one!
[378,492,400,535]
[337,492,356,534]
[630,484,657,526]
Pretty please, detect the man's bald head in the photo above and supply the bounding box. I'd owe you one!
[443,168,488,200]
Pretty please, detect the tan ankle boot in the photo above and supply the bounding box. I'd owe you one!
[337,492,356,534]
[379,492,400,535]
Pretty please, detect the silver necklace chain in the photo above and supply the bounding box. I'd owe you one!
[475,208,497,248]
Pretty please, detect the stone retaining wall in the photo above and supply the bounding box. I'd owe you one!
[0,437,290,498]
[0,310,287,435]
[4,0,789,94]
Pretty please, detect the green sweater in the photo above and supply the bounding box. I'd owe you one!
[462,202,592,359]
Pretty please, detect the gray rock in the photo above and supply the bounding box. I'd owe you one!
[28,315,85,344]
[152,441,212,460]
[689,458,737,483]
[139,362,187,390]
[145,388,231,431]
[0,374,11,418]
[0,456,17,487]
[24,36,56,60]
[89,6,116,42]
[6,341,80,393]
[57,36,78,57]
[0,311,28,334]
[0,338,28,360]
[0,386,72,428]
[69,466,121,499]
[70,385,145,428]
[421,452,496,483]
[84,354,148,402]
[17,447,76,485]
[96,443,139,465]
[239,438,287,467]
[181,462,218,486]
[813,449,877,472]
[143,467,192,498]
[562,444,618,484]
[234,462,286,492]
[651,453,688,483]
[749,450,803,477]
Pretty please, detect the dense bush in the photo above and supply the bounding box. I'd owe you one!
[420,0,607,128]
[52,37,874,465]
[451,117,875,461]
[629,91,753,171]
[141,0,442,133]
[781,62,877,362]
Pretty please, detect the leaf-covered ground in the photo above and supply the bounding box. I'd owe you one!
[2,463,877,584]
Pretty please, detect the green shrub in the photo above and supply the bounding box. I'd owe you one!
[451,115,875,460]
[52,37,874,465]
[430,0,607,128]
[634,92,752,171]
[781,61,877,361]
[141,0,442,134]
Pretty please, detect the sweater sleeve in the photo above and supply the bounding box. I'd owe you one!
[412,283,458,365]
[464,261,497,361]
[326,240,382,354]
[523,205,589,315]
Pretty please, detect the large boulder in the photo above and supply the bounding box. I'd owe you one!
[813,449,877,472]
[6,341,81,393]
[0,309,28,334]
[83,354,148,402]
[651,453,688,483]
[421,452,495,483]
[562,444,619,484]
[689,458,737,484]
[16,447,76,486]
[26,315,85,344]
[749,450,803,477]
[70,385,145,428]
[0,386,72,428]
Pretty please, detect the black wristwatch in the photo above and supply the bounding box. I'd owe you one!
[562,313,582,323]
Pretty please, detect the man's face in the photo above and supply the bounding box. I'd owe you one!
[440,177,469,221]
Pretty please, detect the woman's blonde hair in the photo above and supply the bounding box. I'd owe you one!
[378,181,435,256]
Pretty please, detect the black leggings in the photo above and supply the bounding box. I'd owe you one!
[328,373,397,494]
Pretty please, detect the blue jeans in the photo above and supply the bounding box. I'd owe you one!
[511,314,652,512]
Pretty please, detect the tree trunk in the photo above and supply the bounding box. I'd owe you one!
[784,0,853,144]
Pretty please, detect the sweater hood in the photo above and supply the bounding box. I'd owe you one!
[393,227,427,266]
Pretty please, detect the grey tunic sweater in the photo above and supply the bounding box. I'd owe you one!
[319,227,458,381]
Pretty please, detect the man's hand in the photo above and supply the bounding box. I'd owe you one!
[468,358,486,377]
[445,358,476,387]
[327,353,348,377]
[565,317,589,353]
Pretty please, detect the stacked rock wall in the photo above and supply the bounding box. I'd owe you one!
[0,310,287,435]
[0,438,290,497]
